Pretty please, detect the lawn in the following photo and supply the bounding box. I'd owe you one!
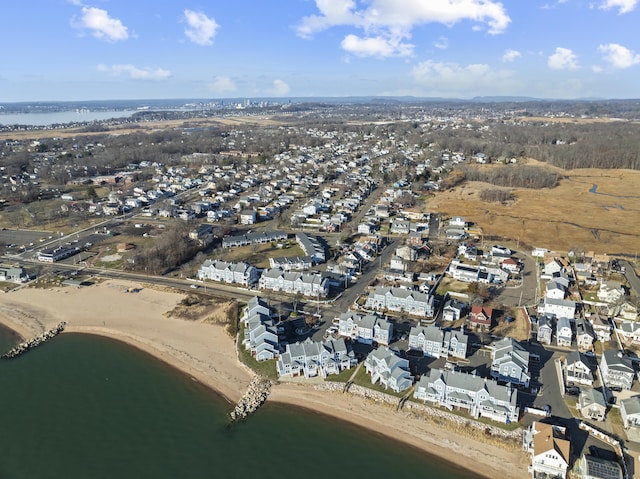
[325,366,355,383]
[435,277,471,296]
[351,364,406,398]
[217,241,305,269]
[237,324,278,380]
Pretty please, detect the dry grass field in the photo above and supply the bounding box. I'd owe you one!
[428,159,640,255]
[0,115,282,141]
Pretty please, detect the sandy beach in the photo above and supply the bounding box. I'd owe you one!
[0,280,529,479]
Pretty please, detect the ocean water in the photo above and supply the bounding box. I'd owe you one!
[0,110,136,126]
[0,331,483,479]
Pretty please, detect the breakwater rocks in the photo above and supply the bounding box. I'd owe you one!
[230,375,272,422]
[319,382,522,446]
[2,322,67,359]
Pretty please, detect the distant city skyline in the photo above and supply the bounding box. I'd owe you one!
[2,0,640,102]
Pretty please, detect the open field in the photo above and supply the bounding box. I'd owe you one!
[217,241,305,268]
[0,115,284,141]
[428,160,640,255]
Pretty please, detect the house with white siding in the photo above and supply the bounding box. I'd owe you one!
[490,338,531,388]
[336,312,393,345]
[578,388,607,422]
[197,260,260,286]
[539,297,576,320]
[556,316,573,347]
[575,318,595,351]
[364,347,413,393]
[564,351,594,387]
[444,329,469,359]
[523,422,571,479]
[601,350,635,391]
[241,297,279,361]
[259,268,329,297]
[276,337,355,378]
[364,286,435,317]
[442,299,466,322]
[414,368,519,424]
[408,325,444,358]
[621,395,640,429]
[589,314,612,342]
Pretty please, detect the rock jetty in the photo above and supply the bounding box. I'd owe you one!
[229,375,271,422]
[2,322,67,359]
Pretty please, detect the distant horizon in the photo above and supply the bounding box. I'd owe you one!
[2,2,640,102]
[3,94,640,108]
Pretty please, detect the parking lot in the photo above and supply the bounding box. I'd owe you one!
[0,229,53,253]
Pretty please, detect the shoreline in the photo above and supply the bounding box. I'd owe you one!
[0,280,529,479]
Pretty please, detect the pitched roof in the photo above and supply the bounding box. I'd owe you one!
[533,422,570,464]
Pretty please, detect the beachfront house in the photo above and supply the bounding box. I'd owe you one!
[490,338,531,388]
[276,337,355,379]
[364,347,413,393]
[241,297,280,361]
[580,455,623,479]
[414,369,519,424]
[601,350,635,391]
[523,422,571,479]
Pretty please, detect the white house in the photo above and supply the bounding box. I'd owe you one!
[523,422,571,479]
[601,350,635,391]
[277,337,355,378]
[259,268,329,298]
[621,395,640,429]
[197,260,259,286]
[365,286,435,317]
[364,347,413,393]
[556,317,573,347]
[564,351,594,387]
[336,312,393,346]
[414,368,519,424]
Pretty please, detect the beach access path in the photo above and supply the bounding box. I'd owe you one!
[0,279,531,479]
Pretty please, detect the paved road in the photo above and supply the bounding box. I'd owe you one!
[496,251,538,308]
[621,260,640,297]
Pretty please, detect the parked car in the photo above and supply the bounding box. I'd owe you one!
[565,386,580,396]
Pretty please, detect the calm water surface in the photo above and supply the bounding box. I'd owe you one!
[0,331,483,479]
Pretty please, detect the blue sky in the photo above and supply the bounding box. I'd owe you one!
[1,0,639,101]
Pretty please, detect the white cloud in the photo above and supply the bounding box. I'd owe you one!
[548,47,579,70]
[592,65,603,73]
[599,0,638,14]
[208,76,237,93]
[74,6,129,42]
[97,64,171,80]
[297,0,510,58]
[502,49,521,62]
[183,9,219,46]
[267,79,290,96]
[341,34,413,57]
[411,60,517,97]
[433,36,449,50]
[599,43,640,68]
